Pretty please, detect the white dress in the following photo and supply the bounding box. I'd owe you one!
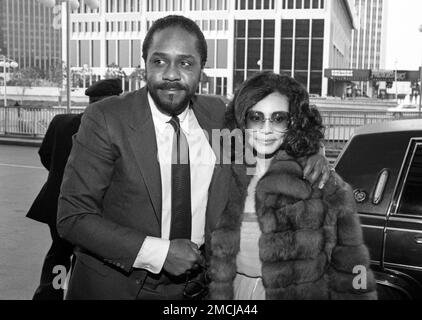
[233,211,266,300]
[233,160,271,300]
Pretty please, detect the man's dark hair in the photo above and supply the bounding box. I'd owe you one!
[142,15,207,68]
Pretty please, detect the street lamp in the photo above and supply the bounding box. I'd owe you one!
[394,59,398,103]
[0,55,19,107]
[39,0,99,113]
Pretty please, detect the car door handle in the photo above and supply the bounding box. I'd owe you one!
[415,236,422,244]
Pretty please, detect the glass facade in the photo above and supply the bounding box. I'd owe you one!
[282,0,325,9]
[235,0,275,10]
[199,75,228,95]
[191,0,228,10]
[1,0,61,73]
[106,0,142,12]
[352,0,385,70]
[280,19,324,94]
[234,19,275,89]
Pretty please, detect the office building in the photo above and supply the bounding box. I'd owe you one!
[0,0,62,75]
[350,0,388,94]
[65,0,356,97]
[0,0,6,57]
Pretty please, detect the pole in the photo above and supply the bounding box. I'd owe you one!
[3,56,6,107]
[395,60,398,103]
[419,25,422,115]
[2,56,6,135]
[419,66,422,114]
[66,0,71,113]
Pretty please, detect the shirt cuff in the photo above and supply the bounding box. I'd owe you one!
[133,237,170,274]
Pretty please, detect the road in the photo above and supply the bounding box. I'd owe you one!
[0,144,49,300]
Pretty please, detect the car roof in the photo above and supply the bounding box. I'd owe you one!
[353,119,422,136]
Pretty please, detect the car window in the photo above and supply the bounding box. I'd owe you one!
[335,132,412,216]
[397,143,422,216]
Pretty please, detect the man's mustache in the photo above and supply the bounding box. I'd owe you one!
[155,82,188,91]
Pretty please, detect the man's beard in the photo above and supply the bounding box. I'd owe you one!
[147,81,195,116]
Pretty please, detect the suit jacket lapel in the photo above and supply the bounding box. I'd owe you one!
[127,88,162,229]
[191,97,223,161]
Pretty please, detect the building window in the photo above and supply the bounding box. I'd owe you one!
[70,40,78,67]
[280,20,293,73]
[280,18,324,95]
[397,144,422,216]
[107,40,117,65]
[216,39,228,68]
[202,20,209,31]
[205,39,215,68]
[288,0,294,9]
[191,0,227,10]
[305,0,311,8]
[210,20,216,31]
[234,19,275,88]
[236,0,274,10]
[92,40,101,67]
[205,39,227,70]
[310,19,324,94]
[148,0,183,11]
[200,76,227,95]
[79,40,90,66]
[131,40,141,67]
[118,40,130,67]
[216,77,227,95]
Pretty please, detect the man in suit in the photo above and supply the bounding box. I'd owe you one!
[57,15,330,300]
[27,78,123,300]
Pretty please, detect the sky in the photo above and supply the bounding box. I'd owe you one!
[384,0,422,70]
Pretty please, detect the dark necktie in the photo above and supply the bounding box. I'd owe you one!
[168,116,192,240]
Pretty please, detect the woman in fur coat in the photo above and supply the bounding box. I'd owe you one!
[209,72,377,300]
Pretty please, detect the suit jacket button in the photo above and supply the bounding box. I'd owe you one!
[136,279,141,285]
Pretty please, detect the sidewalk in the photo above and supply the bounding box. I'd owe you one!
[0,135,42,147]
[0,144,49,299]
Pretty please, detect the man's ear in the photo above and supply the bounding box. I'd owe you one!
[200,71,209,84]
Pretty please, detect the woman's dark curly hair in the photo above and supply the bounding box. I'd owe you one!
[225,72,325,158]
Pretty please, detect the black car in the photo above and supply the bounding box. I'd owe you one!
[335,119,422,299]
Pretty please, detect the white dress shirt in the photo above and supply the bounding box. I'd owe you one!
[133,93,216,273]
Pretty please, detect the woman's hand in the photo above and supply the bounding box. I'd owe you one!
[303,153,332,189]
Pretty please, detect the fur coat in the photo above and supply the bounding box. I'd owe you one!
[209,151,377,300]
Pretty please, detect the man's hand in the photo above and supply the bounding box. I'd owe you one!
[163,239,205,276]
[303,153,331,189]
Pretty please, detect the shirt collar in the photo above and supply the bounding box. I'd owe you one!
[148,92,191,134]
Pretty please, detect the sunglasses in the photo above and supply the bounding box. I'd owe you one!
[246,111,289,132]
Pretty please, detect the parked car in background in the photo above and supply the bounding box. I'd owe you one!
[387,104,420,118]
[335,119,422,299]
